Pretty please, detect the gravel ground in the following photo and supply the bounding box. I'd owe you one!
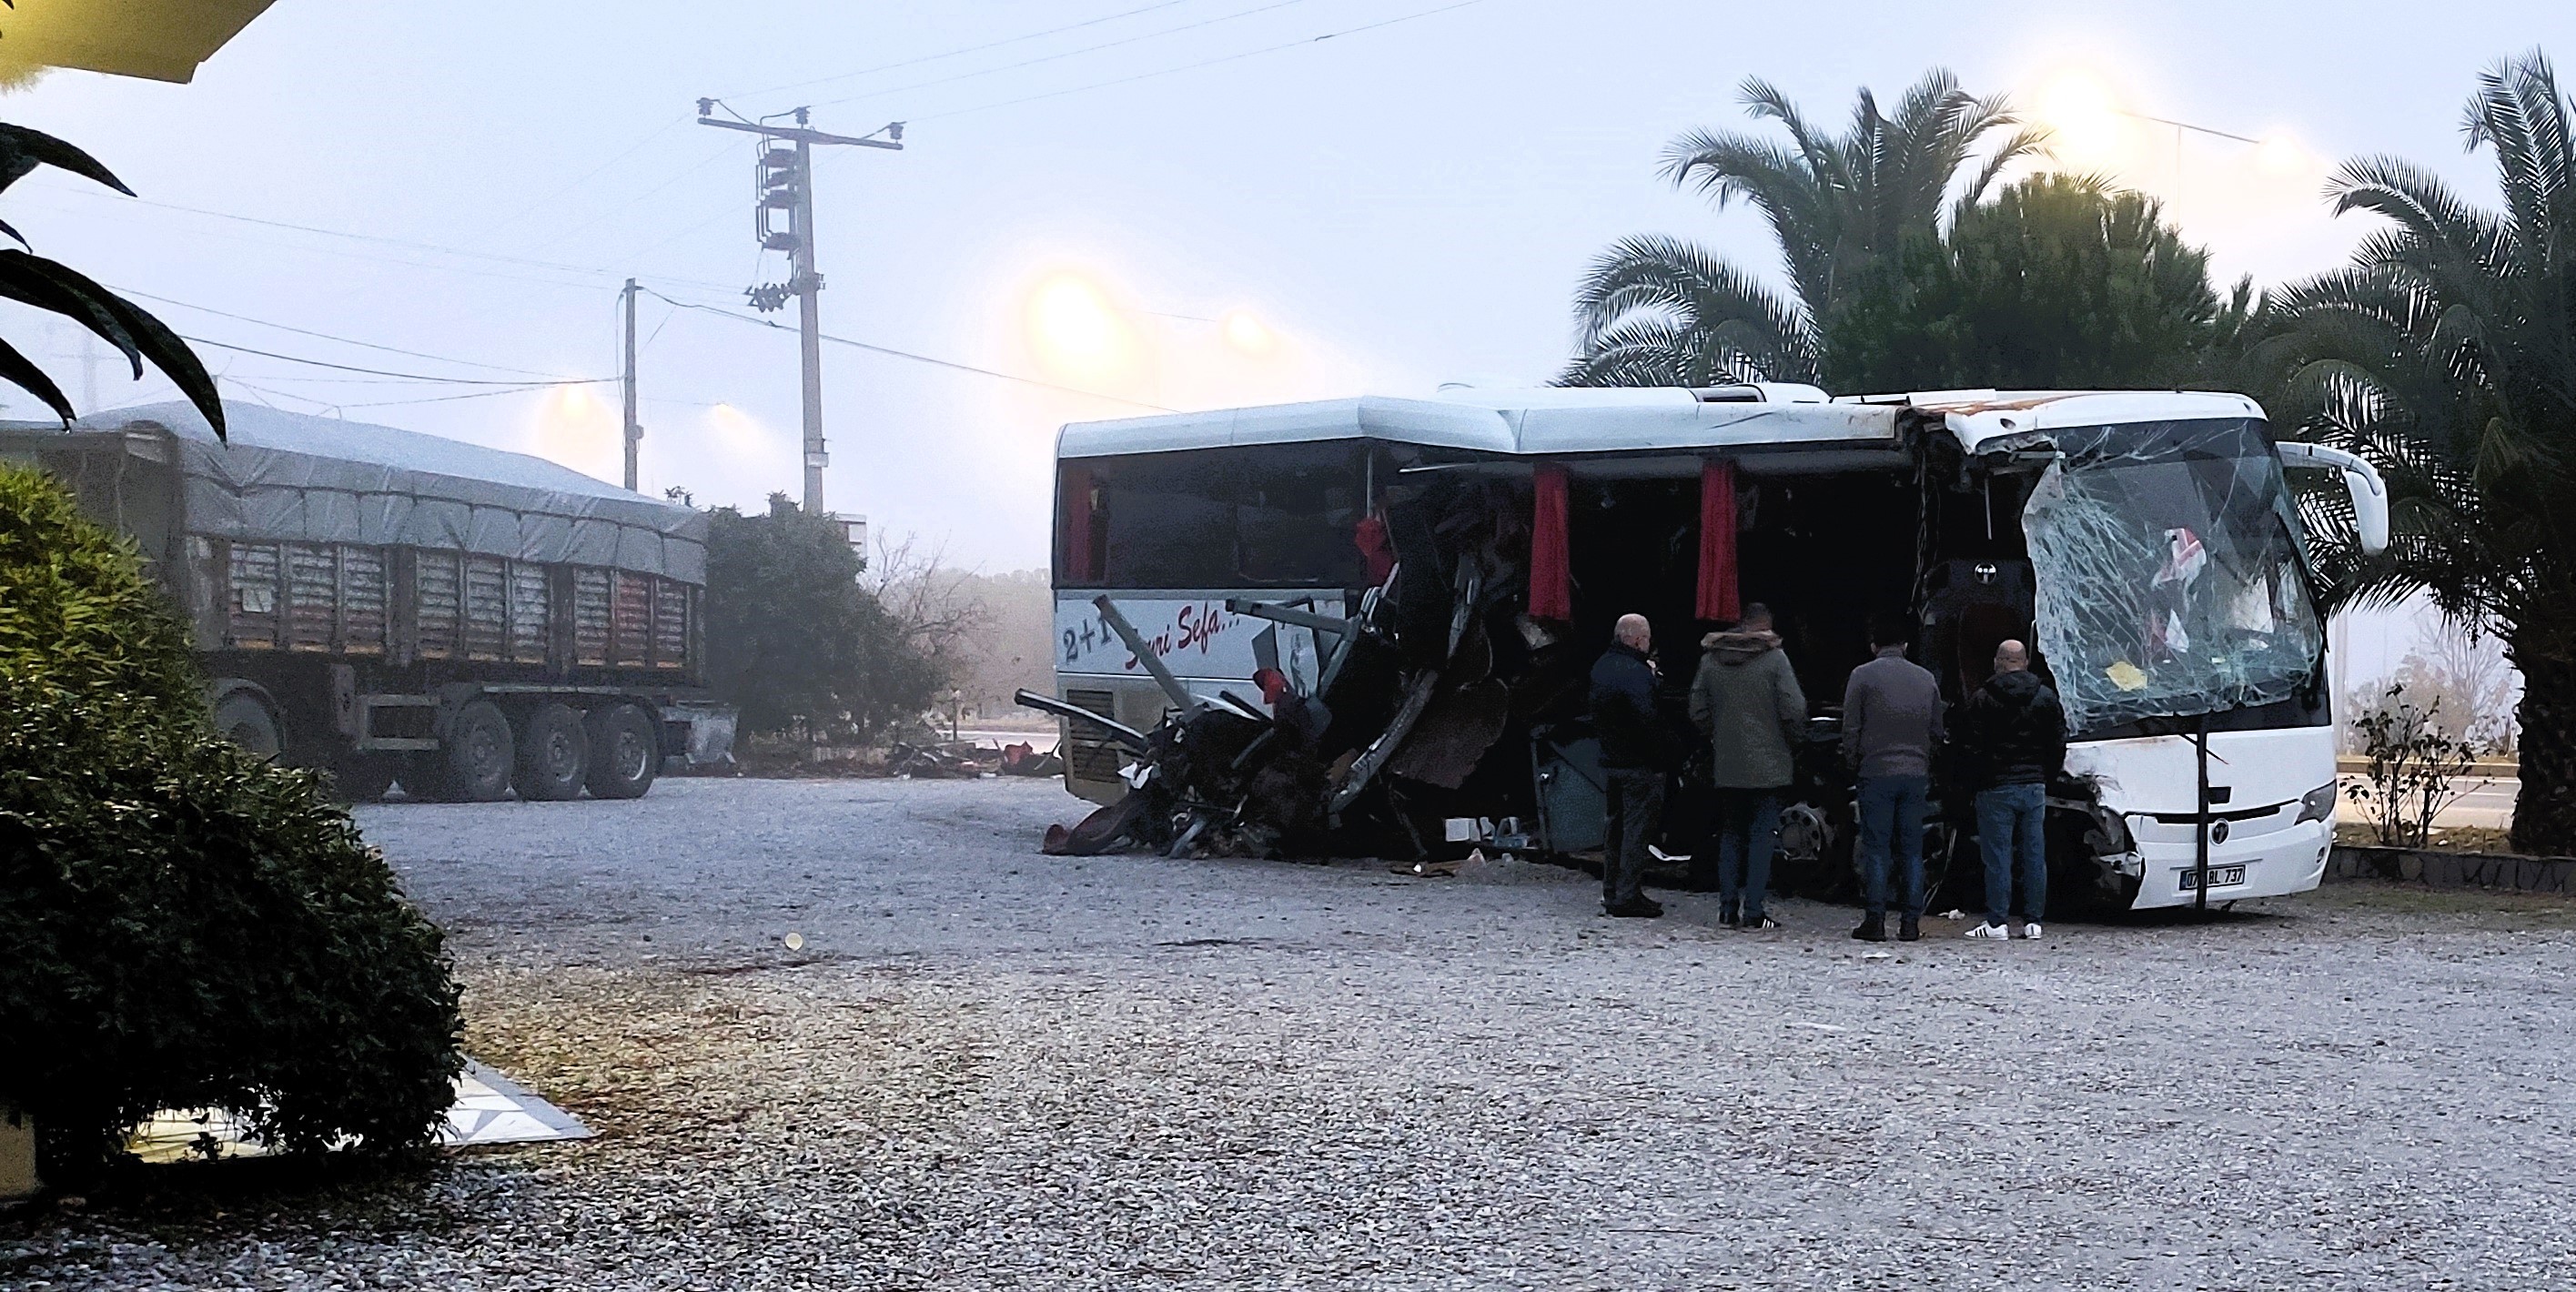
[11,776,2576,1289]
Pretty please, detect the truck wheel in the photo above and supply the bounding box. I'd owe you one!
[433,699,516,802]
[514,703,590,802]
[213,691,284,762]
[584,703,659,800]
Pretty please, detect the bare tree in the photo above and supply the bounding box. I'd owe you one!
[2391,623,2522,755]
[863,533,991,718]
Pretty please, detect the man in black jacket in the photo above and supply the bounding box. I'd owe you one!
[1955,639,2067,940]
[1590,612,1679,918]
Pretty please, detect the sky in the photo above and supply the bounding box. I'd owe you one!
[2,0,2569,688]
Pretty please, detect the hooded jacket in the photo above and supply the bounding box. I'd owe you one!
[1955,667,2067,789]
[1689,630,1807,790]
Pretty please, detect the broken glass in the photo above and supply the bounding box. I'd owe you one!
[2023,419,2324,737]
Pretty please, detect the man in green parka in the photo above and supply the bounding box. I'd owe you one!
[1689,603,1807,929]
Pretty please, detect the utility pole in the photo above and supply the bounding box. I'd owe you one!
[621,278,641,491]
[696,101,903,516]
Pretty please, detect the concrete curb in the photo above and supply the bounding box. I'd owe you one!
[2328,844,2576,895]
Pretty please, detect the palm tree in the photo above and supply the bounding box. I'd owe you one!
[2270,50,2576,854]
[1562,70,2046,387]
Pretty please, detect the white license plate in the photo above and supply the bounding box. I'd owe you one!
[2175,864,2247,891]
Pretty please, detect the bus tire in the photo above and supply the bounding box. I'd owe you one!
[513,702,590,802]
[584,703,658,800]
[213,691,284,762]
[430,699,516,802]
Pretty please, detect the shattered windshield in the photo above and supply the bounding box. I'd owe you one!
[2022,419,2324,737]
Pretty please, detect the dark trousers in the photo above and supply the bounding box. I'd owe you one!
[1975,782,2048,924]
[1855,774,1931,916]
[1602,767,1664,908]
[1712,787,1783,919]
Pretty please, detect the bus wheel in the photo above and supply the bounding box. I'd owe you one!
[584,703,658,800]
[514,703,590,802]
[213,691,284,762]
[429,699,516,802]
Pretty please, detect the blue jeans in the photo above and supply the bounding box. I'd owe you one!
[1975,782,2048,925]
[1712,788,1783,919]
[1856,774,1930,917]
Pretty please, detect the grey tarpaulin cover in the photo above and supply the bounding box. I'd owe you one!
[73,400,705,584]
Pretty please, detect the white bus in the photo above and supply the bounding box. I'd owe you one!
[1046,385,2387,913]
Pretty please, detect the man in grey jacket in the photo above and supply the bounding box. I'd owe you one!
[1690,603,1806,930]
[1841,611,1945,943]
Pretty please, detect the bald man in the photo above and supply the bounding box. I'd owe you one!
[1589,612,1682,918]
[1955,639,2066,940]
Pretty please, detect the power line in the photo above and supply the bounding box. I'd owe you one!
[722,0,1197,101]
[532,138,741,254]
[180,335,611,387]
[118,287,582,379]
[637,288,1173,411]
[914,0,1492,123]
[45,185,740,294]
[808,0,1320,111]
[461,114,692,243]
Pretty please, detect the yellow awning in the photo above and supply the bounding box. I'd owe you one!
[0,0,280,85]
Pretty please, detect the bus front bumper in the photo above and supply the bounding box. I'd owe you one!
[2115,815,2333,910]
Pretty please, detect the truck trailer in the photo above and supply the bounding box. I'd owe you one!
[1,399,734,802]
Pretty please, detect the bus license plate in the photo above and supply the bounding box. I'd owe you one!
[2176,865,2247,891]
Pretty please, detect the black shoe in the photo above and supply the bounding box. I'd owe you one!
[1719,902,1741,929]
[1743,913,1783,931]
[1605,897,1665,918]
[1898,913,1921,942]
[1852,913,1887,942]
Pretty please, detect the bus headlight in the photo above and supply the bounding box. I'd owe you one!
[2296,782,2338,825]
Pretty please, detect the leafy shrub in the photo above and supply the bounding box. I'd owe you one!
[703,494,949,742]
[0,465,462,1180]
[2346,679,2483,849]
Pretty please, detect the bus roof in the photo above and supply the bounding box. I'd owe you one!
[1056,387,2268,464]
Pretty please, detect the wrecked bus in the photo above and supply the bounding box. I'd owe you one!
[1038,385,2389,914]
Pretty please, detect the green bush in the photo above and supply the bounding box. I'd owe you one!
[0,465,462,1179]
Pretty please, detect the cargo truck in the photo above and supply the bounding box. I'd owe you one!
[1,400,735,802]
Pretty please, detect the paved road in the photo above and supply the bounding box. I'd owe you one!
[13,778,2576,1289]
[2341,774,2519,829]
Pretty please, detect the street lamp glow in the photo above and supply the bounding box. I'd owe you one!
[2038,71,2123,164]
[2256,132,2306,176]
[1029,274,1133,378]
[1222,309,1274,356]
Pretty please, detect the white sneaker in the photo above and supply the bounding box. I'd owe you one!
[2023,923,2045,940]
[1964,922,2011,940]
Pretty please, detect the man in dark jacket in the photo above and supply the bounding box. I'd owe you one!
[1954,639,2066,940]
[1842,611,1944,943]
[1590,612,1679,918]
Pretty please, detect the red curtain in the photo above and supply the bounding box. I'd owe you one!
[1529,462,1571,621]
[1058,465,1096,583]
[1696,458,1740,623]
